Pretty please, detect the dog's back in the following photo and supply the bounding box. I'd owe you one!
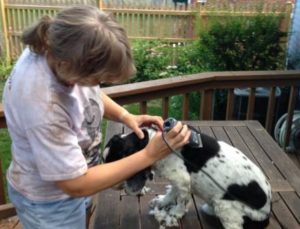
[169,133,272,228]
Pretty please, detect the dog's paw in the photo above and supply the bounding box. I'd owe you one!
[162,214,179,228]
[149,195,161,209]
[150,206,180,228]
[139,186,151,196]
[149,194,177,211]
[149,194,168,209]
[168,204,187,219]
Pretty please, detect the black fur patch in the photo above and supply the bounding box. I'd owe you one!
[104,130,151,194]
[105,135,126,163]
[243,215,270,229]
[222,181,267,210]
[181,133,220,173]
[105,130,149,162]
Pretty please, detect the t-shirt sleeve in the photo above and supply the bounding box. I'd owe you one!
[26,121,88,181]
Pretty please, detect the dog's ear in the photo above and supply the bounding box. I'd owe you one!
[103,129,153,195]
[123,129,149,153]
[103,134,126,163]
[103,130,149,163]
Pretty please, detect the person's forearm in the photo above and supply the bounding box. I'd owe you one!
[101,91,128,122]
[56,148,158,197]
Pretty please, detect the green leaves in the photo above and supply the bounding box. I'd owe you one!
[131,40,204,83]
[0,59,13,81]
[196,14,286,71]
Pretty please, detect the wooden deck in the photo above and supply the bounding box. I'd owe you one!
[92,120,300,229]
[1,120,300,229]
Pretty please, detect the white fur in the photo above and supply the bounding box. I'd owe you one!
[146,129,272,229]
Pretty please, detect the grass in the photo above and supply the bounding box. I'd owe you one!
[124,100,162,116]
[0,79,11,203]
[0,129,11,176]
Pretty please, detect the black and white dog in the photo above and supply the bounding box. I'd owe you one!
[103,127,272,229]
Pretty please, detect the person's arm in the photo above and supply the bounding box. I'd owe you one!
[56,121,190,197]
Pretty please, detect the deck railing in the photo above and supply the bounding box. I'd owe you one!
[101,70,300,146]
[1,70,300,219]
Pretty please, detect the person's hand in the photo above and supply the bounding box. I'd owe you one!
[144,121,191,160]
[122,113,164,139]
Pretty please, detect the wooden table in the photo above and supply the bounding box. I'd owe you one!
[92,120,300,229]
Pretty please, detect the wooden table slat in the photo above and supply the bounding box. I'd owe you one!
[93,189,121,229]
[247,121,300,195]
[271,192,300,228]
[223,126,257,163]
[211,126,231,145]
[180,195,202,229]
[235,126,284,180]
[120,195,140,229]
[193,196,223,229]
[140,195,160,229]
[269,179,294,192]
[279,192,300,223]
[267,216,283,229]
[198,126,214,138]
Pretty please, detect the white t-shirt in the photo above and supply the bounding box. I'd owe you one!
[3,48,104,201]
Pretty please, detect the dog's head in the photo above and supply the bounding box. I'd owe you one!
[102,128,156,195]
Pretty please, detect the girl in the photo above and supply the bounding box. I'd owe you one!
[3,5,190,229]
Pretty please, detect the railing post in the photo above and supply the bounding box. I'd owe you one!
[182,93,189,120]
[226,89,234,120]
[0,159,6,204]
[162,97,169,120]
[139,101,147,114]
[0,103,6,128]
[265,87,276,133]
[201,89,214,120]
[99,0,103,10]
[284,86,297,150]
[246,88,256,120]
[0,0,10,62]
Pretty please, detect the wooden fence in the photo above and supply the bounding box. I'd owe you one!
[0,0,294,60]
[101,0,292,11]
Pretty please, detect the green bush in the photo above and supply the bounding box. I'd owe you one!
[192,14,286,119]
[131,40,205,119]
[195,14,286,71]
[131,40,204,83]
[0,60,13,81]
[130,41,169,82]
